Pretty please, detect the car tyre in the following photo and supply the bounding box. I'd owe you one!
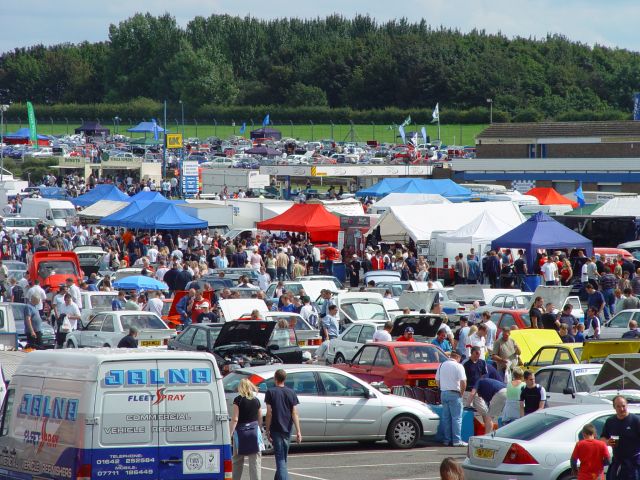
[66,340,76,348]
[333,353,346,364]
[557,472,577,480]
[386,415,420,449]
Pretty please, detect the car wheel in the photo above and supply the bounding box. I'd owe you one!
[334,353,346,364]
[66,340,76,348]
[557,472,576,480]
[386,415,420,449]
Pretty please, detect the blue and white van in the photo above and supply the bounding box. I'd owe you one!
[0,349,232,479]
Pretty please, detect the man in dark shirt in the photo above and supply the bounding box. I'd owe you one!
[528,296,544,329]
[520,370,546,416]
[265,369,302,480]
[117,327,139,348]
[467,377,506,435]
[163,263,180,292]
[601,395,640,480]
[622,320,640,339]
[585,284,605,319]
[541,303,561,331]
[174,265,193,292]
[462,346,488,408]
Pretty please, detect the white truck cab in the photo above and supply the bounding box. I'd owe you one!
[20,198,77,228]
[0,349,232,479]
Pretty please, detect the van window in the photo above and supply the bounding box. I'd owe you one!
[0,389,15,437]
[52,208,75,219]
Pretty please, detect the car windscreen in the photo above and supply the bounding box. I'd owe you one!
[271,325,297,348]
[271,315,313,331]
[493,412,567,441]
[6,218,37,227]
[121,315,167,330]
[575,369,599,392]
[90,294,117,309]
[341,301,388,321]
[394,345,448,364]
[38,260,78,277]
[52,208,75,219]
[222,372,251,393]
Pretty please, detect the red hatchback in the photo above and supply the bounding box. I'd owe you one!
[334,341,448,388]
[488,309,532,334]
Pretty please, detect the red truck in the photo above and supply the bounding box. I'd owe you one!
[28,251,84,292]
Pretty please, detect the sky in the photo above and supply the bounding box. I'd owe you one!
[2,0,640,54]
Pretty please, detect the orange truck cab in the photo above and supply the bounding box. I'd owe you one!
[28,251,84,292]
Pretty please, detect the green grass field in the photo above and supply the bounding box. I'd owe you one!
[3,122,487,146]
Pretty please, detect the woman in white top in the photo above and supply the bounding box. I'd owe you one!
[466,323,488,359]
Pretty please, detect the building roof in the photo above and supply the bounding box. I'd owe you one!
[477,121,640,139]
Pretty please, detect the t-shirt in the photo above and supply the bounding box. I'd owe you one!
[601,413,640,460]
[233,395,261,424]
[520,384,546,415]
[475,378,506,405]
[372,330,392,342]
[571,438,609,480]
[264,386,299,434]
[529,307,543,328]
[431,338,452,352]
[541,313,559,330]
[462,358,488,392]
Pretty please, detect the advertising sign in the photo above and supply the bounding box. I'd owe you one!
[182,161,199,196]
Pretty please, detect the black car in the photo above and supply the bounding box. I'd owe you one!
[167,320,303,374]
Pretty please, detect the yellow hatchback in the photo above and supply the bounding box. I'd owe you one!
[524,343,583,372]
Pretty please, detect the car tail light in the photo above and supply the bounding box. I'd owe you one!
[163,339,169,345]
[224,459,233,479]
[248,374,264,386]
[308,338,322,346]
[503,443,538,465]
[76,463,92,480]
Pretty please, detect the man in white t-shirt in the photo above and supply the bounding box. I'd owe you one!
[144,291,164,317]
[372,321,393,342]
[58,294,81,332]
[257,266,271,292]
[155,261,169,282]
[147,245,159,263]
[540,257,558,286]
[27,280,47,313]
[435,351,467,447]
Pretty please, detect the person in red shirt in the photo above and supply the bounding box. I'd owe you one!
[191,292,209,323]
[323,244,340,276]
[396,326,416,342]
[570,423,610,480]
[371,251,385,271]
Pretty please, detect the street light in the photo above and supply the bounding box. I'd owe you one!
[487,98,493,124]
[64,117,69,135]
[309,120,314,141]
[113,116,120,135]
[371,121,375,141]
[213,118,217,137]
[289,120,293,138]
[330,121,334,140]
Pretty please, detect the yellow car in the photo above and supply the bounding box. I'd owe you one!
[524,343,584,372]
[508,329,562,365]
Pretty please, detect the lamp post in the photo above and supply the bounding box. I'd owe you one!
[64,117,69,135]
[289,120,293,138]
[487,98,493,124]
[50,117,54,135]
[330,121,334,140]
[194,119,198,138]
[0,103,10,182]
[371,121,375,141]
[114,116,120,135]
[213,118,217,137]
[178,101,185,140]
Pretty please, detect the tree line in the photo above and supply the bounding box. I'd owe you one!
[0,13,639,122]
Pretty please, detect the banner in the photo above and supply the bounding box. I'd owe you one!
[634,93,640,121]
[421,126,428,144]
[26,101,37,145]
[398,125,406,144]
[431,103,440,123]
[262,114,270,127]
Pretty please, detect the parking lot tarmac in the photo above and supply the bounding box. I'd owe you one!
[251,440,467,480]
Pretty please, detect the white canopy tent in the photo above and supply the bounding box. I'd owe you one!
[369,193,450,214]
[591,196,640,216]
[368,202,526,243]
[438,210,522,244]
[78,200,129,220]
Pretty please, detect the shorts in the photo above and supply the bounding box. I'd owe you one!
[463,391,488,415]
[488,389,507,418]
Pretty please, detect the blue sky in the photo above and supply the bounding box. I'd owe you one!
[1,0,639,54]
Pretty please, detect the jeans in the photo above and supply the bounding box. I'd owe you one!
[312,261,320,275]
[603,288,616,321]
[440,390,463,445]
[271,431,291,480]
[276,267,288,281]
[325,260,334,276]
[181,314,192,327]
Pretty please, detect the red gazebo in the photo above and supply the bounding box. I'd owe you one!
[526,187,578,208]
[257,204,340,242]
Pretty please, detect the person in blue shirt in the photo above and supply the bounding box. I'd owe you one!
[431,330,452,355]
[462,346,488,409]
[111,290,126,311]
[467,377,507,435]
[585,284,605,320]
[279,295,296,313]
[175,289,196,326]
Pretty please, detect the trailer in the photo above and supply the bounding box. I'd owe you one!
[201,168,270,195]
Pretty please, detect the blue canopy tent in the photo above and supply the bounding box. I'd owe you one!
[100,196,171,226]
[71,184,130,207]
[129,191,168,202]
[112,275,168,291]
[38,187,70,200]
[491,212,593,271]
[127,121,167,133]
[4,128,51,146]
[118,202,207,230]
[356,178,472,198]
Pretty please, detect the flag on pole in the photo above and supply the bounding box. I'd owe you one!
[26,101,37,145]
[575,181,586,207]
[239,122,246,134]
[400,115,412,127]
[421,127,428,144]
[152,118,159,141]
[410,131,418,147]
[398,125,406,144]
[431,103,439,123]
[262,114,270,127]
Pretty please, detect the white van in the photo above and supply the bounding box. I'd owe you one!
[20,198,77,228]
[0,349,232,479]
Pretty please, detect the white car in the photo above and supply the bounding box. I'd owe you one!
[463,404,633,480]
[532,364,602,407]
[223,364,439,449]
[65,310,175,348]
[601,309,640,339]
[2,217,39,234]
[79,291,119,324]
[326,321,386,364]
[316,291,392,324]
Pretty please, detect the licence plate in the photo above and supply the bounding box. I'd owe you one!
[474,448,495,460]
[427,379,437,387]
[141,340,161,347]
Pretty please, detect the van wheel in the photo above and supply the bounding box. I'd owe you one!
[103,344,110,347]
[334,353,346,364]
[386,415,420,449]
[66,340,76,348]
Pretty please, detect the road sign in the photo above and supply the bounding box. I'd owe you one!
[166,133,183,149]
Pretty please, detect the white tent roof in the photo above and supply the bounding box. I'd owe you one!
[371,193,450,209]
[439,210,523,244]
[78,200,129,219]
[369,202,526,243]
[316,199,365,216]
[591,196,640,216]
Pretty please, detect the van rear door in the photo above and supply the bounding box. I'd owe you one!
[156,358,230,479]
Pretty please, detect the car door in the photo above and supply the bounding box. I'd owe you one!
[604,311,634,338]
[357,325,376,345]
[319,371,383,439]
[526,347,559,371]
[366,347,395,384]
[100,314,118,347]
[545,369,573,407]
[347,346,379,383]
[80,313,106,347]
[334,324,363,362]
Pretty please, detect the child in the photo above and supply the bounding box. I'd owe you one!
[570,423,610,480]
[575,322,586,343]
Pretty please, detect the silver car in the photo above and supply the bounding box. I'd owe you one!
[222,364,438,449]
[601,309,640,339]
[65,310,175,348]
[463,405,634,480]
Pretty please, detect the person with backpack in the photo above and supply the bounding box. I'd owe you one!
[8,278,24,303]
[519,370,547,417]
[299,296,318,329]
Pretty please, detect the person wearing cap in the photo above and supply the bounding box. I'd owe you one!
[196,302,218,323]
[117,327,139,348]
[396,326,416,342]
[491,326,521,379]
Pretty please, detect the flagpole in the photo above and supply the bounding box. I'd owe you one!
[438,116,441,142]
[162,100,167,180]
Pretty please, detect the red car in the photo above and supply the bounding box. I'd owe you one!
[488,309,532,334]
[334,341,448,388]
